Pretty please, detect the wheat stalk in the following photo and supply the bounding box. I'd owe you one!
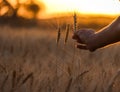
[56,27,61,46]
[72,12,77,63]
[64,24,70,44]
[65,77,73,92]
[0,64,7,73]
[21,73,33,85]
[12,70,16,89]
[0,75,9,92]
[105,69,120,92]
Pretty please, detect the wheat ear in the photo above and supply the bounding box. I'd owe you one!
[73,12,77,32]
[56,27,61,46]
[64,24,70,44]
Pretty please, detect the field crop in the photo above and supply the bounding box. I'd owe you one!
[0,15,120,92]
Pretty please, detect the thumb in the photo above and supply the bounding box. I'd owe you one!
[76,45,88,50]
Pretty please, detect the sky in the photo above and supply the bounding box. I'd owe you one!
[40,0,120,18]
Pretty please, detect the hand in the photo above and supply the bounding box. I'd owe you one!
[72,29,95,52]
[72,16,120,52]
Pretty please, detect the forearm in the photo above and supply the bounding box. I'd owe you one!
[88,16,120,51]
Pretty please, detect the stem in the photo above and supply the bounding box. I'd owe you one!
[71,12,77,74]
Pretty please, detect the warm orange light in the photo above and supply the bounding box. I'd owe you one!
[1,0,120,19]
[41,0,120,17]
[18,7,34,19]
[1,6,9,15]
[0,0,2,3]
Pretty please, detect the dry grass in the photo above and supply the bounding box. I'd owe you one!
[0,15,120,92]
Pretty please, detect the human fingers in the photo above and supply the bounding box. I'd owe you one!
[72,34,78,39]
[73,30,86,41]
[72,34,84,44]
[76,44,88,50]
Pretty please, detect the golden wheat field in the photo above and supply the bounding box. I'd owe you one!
[0,16,120,92]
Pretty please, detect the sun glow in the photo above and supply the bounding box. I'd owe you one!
[41,0,120,18]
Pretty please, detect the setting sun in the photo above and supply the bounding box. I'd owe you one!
[41,0,120,18]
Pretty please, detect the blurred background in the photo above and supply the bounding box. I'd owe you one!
[0,0,120,29]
